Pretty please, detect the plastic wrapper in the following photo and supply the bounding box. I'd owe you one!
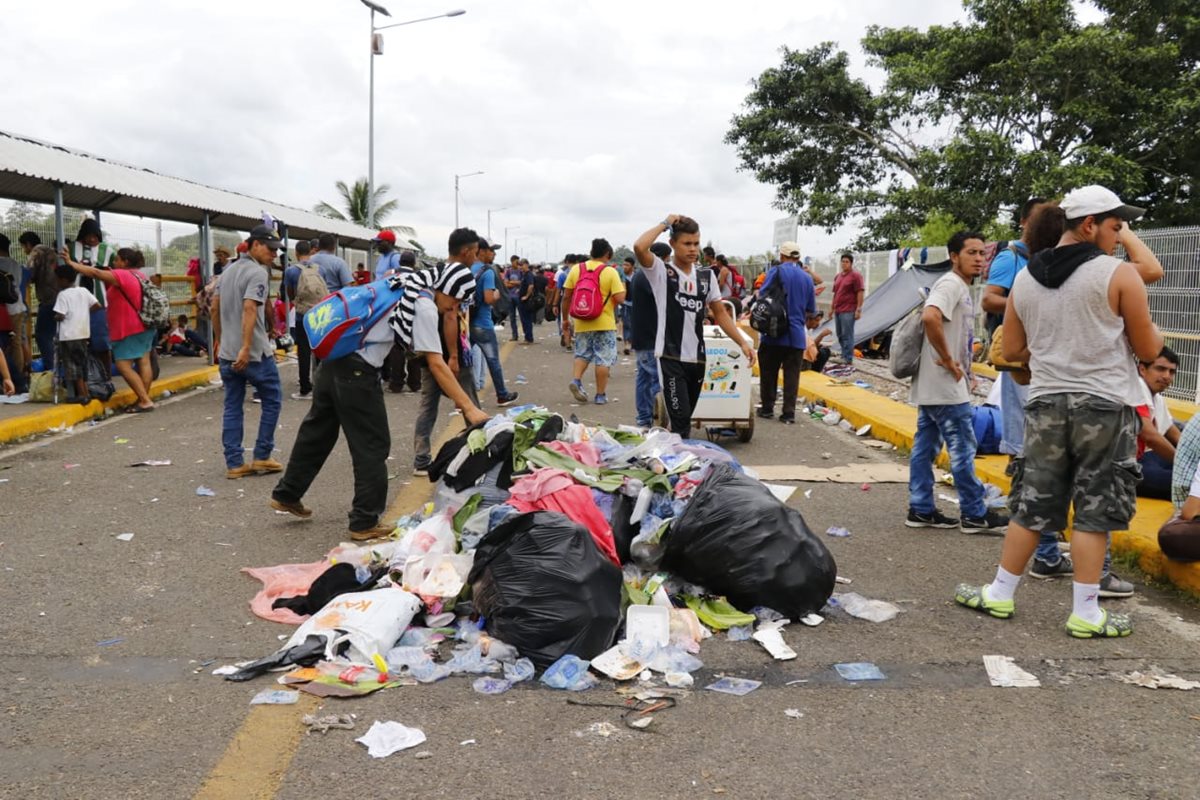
[663,463,837,620]
[468,510,622,670]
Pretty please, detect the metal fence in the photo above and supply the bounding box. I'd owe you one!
[839,228,1199,403]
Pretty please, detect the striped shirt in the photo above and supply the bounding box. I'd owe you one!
[645,255,719,363]
[71,241,118,307]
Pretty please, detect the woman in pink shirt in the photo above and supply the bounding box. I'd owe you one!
[61,247,156,412]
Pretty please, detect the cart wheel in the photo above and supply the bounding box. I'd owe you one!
[653,393,667,429]
[736,413,755,443]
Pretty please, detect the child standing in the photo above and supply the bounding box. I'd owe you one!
[52,264,99,403]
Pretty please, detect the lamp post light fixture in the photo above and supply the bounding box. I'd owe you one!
[504,225,520,255]
[486,206,508,240]
[454,171,484,228]
[363,2,466,225]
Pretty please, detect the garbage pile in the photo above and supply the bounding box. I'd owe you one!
[227,404,842,698]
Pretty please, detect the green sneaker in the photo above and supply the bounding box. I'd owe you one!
[954,583,1014,619]
[1065,609,1133,639]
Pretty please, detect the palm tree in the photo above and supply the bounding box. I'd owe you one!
[313,178,401,230]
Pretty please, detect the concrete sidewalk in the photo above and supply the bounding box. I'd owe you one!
[798,370,1200,597]
[0,357,219,445]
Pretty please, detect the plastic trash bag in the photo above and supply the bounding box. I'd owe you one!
[283,588,421,664]
[662,463,837,620]
[539,654,598,691]
[387,511,457,575]
[469,510,622,670]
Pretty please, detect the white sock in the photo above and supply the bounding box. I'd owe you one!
[986,566,1021,603]
[1072,582,1103,625]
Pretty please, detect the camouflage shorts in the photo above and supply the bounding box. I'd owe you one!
[1010,393,1140,533]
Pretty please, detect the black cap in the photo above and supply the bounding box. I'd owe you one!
[477,237,499,251]
[399,250,417,267]
[248,224,283,250]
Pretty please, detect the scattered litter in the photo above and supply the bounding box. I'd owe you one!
[831,592,901,623]
[64,463,81,470]
[414,751,432,759]
[0,479,10,484]
[765,483,797,503]
[514,374,528,385]
[860,483,871,491]
[855,424,872,436]
[129,460,172,467]
[113,438,130,445]
[785,679,809,686]
[705,677,762,696]
[1118,670,1200,691]
[472,677,512,695]
[834,662,886,681]
[115,533,134,542]
[938,493,960,505]
[821,452,832,460]
[748,464,909,483]
[784,708,804,719]
[97,637,124,647]
[799,613,824,627]
[460,738,477,746]
[540,654,598,691]
[578,721,619,739]
[983,655,1041,688]
[591,646,645,681]
[250,689,299,705]
[726,625,754,642]
[665,672,693,688]
[825,526,851,538]
[215,542,234,547]
[865,440,890,449]
[303,713,358,734]
[835,576,852,584]
[752,626,797,661]
[195,486,216,497]
[212,665,240,676]
[356,720,427,758]
[803,489,812,499]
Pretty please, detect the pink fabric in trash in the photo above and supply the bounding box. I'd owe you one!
[507,468,620,567]
[543,440,602,467]
[241,561,330,624]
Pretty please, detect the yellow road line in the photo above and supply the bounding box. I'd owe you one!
[193,340,517,800]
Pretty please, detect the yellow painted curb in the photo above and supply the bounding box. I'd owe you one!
[799,370,1200,598]
[0,364,220,445]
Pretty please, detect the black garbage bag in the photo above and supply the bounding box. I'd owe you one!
[468,510,622,670]
[661,463,837,618]
[610,492,637,565]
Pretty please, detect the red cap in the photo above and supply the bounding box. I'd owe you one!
[235,241,249,254]
[373,230,397,244]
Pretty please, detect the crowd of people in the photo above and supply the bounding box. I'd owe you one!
[3,187,1198,641]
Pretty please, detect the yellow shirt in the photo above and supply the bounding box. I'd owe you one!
[564,260,625,333]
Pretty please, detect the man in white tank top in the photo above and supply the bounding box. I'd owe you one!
[956,186,1164,639]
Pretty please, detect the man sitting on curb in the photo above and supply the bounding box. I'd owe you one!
[905,231,1008,535]
[1159,416,1200,562]
[1135,346,1181,500]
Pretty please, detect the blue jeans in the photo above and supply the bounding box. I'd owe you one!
[36,304,56,370]
[517,302,534,342]
[909,402,987,519]
[635,349,660,426]
[508,296,520,339]
[1000,373,1065,564]
[219,358,282,469]
[470,324,509,397]
[835,311,856,362]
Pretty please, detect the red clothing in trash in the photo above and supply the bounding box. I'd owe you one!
[507,468,620,566]
[543,440,602,467]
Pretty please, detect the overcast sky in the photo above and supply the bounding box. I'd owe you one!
[7,0,973,261]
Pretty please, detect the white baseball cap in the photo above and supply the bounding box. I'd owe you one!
[1060,185,1145,222]
[779,241,801,258]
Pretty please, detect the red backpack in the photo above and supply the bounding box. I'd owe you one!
[568,261,612,321]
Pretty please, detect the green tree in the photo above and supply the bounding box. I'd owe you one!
[725,0,1200,249]
[313,178,402,230]
[613,244,634,264]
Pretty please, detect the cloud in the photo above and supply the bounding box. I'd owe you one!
[3,0,966,259]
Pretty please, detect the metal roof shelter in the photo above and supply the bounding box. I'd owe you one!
[0,129,382,248]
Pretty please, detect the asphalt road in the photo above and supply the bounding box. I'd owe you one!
[2,327,1199,800]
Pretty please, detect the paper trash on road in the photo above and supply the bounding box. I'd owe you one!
[983,655,1041,688]
[764,483,797,503]
[752,626,797,661]
[591,646,645,681]
[115,533,134,542]
[835,662,886,681]
[355,720,427,758]
[1119,670,1200,691]
[129,460,172,467]
[250,689,299,705]
[832,592,901,623]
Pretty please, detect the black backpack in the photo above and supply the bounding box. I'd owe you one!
[750,276,789,338]
[0,270,18,305]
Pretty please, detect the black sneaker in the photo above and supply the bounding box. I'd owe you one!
[1029,555,1074,579]
[497,392,519,407]
[905,508,959,529]
[960,510,1009,535]
[1099,572,1135,599]
[779,415,796,424]
[756,408,774,420]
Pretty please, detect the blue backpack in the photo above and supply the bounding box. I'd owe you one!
[304,276,406,361]
[972,404,1003,455]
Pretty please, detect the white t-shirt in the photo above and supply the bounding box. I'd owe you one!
[645,255,721,363]
[1135,381,1175,435]
[52,286,95,341]
[357,311,396,368]
[910,272,973,406]
[410,294,443,356]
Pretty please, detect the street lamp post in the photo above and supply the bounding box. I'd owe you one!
[363,2,465,226]
[486,206,508,240]
[504,225,520,255]
[454,171,484,228]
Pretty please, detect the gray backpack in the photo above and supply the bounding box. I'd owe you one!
[889,304,926,379]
